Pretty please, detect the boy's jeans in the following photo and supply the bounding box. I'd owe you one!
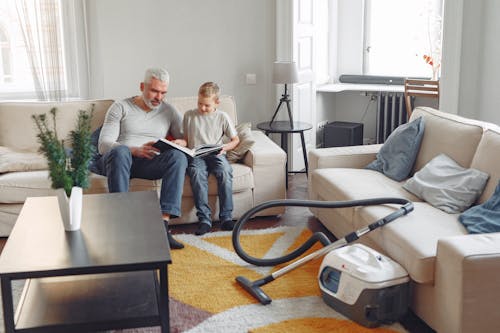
[187,154,233,225]
[91,145,188,218]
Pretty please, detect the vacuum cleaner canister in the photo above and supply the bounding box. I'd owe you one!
[318,244,410,328]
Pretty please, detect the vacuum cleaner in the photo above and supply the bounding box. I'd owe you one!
[232,197,413,327]
[319,243,410,327]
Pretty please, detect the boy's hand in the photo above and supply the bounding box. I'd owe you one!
[173,139,187,147]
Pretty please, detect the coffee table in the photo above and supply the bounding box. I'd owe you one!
[0,191,171,332]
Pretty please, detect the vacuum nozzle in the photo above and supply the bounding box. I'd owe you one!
[236,275,273,305]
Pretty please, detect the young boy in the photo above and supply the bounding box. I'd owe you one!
[181,82,240,235]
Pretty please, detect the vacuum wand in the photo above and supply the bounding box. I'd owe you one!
[233,198,413,305]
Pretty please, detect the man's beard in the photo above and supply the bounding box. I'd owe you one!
[144,97,161,110]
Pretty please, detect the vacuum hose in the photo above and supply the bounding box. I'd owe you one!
[232,197,413,267]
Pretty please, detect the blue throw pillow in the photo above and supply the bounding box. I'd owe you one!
[365,117,425,181]
[459,180,500,234]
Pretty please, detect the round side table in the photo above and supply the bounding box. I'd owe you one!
[257,121,312,188]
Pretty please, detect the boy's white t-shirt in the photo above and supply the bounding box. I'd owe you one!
[183,109,237,149]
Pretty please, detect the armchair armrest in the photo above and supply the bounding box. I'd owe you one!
[434,233,500,333]
[308,144,382,173]
[242,130,287,216]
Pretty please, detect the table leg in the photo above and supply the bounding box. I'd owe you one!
[1,277,15,333]
[159,266,170,332]
[300,131,309,176]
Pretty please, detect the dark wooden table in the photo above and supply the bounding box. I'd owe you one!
[0,191,171,332]
[257,121,312,187]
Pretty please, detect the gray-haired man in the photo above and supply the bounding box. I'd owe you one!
[92,68,187,249]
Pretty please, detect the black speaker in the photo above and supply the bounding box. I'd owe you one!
[324,121,363,147]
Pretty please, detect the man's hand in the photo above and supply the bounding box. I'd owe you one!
[131,141,160,159]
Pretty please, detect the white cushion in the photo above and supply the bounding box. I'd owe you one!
[0,147,47,173]
[0,163,254,204]
[354,202,468,283]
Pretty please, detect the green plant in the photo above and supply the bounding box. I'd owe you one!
[32,106,94,196]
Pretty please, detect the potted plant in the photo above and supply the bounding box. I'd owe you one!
[32,106,94,231]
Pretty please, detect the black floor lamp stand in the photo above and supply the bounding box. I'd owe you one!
[269,84,294,128]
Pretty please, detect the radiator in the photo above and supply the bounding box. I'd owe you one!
[376,92,408,143]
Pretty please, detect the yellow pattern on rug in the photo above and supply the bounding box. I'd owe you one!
[169,226,408,333]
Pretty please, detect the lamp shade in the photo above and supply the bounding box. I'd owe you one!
[272,61,299,84]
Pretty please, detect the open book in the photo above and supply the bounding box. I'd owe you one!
[152,138,223,158]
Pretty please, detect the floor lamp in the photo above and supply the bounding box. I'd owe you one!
[269,61,299,128]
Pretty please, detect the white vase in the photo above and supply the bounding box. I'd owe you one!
[56,187,83,231]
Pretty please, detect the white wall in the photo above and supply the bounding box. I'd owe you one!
[85,0,275,125]
[470,0,500,124]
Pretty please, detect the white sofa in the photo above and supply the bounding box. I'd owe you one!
[308,107,500,333]
[0,96,287,236]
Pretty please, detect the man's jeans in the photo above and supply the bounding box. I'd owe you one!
[187,155,233,226]
[91,145,188,217]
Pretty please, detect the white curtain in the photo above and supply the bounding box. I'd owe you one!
[16,0,66,101]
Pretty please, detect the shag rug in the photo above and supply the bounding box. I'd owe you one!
[0,227,409,333]
[121,226,409,333]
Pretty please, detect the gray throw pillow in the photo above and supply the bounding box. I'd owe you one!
[459,180,500,233]
[365,116,425,181]
[403,153,490,213]
[226,123,255,163]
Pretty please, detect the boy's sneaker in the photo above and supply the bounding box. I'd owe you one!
[195,223,211,236]
[221,219,235,231]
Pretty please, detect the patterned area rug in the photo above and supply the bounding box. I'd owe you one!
[0,226,409,333]
[162,226,408,333]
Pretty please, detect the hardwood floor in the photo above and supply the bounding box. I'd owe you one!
[0,174,435,333]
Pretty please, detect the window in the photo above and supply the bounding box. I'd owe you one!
[364,0,443,78]
[326,0,444,83]
[0,0,88,100]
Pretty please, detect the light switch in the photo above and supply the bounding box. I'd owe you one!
[246,73,257,85]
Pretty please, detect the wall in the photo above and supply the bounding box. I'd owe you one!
[85,0,275,125]
[470,0,500,124]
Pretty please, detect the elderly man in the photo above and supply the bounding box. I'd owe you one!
[93,67,187,249]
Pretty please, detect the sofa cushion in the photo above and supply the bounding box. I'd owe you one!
[0,171,54,203]
[470,128,500,204]
[403,154,489,213]
[0,147,48,173]
[0,100,113,151]
[459,180,500,234]
[311,168,422,223]
[226,123,255,163]
[354,202,468,283]
[410,107,484,172]
[85,164,253,196]
[0,163,254,204]
[366,116,425,181]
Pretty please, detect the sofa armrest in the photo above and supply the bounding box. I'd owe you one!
[308,144,382,173]
[434,233,500,333]
[242,130,286,216]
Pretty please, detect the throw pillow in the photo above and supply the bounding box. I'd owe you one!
[365,116,425,181]
[226,123,256,163]
[459,180,500,233]
[0,146,48,173]
[403,153,489,213]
